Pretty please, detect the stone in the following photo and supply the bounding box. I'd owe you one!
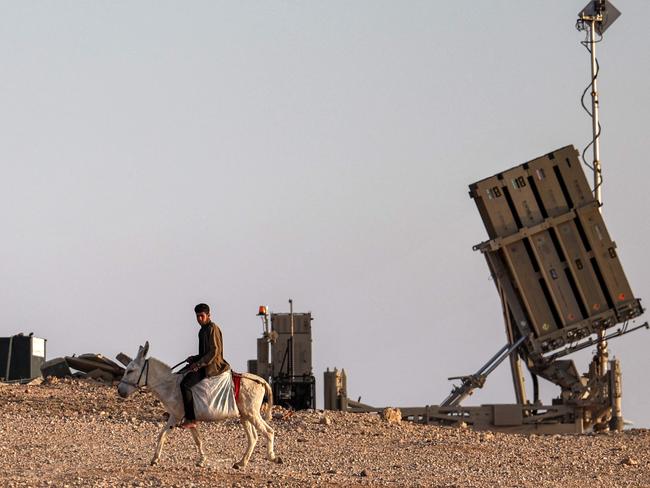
[382,407,402,425]
[481,432,495,441]
[621,456,638,466]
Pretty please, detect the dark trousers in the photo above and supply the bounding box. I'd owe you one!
[180,368,206,420]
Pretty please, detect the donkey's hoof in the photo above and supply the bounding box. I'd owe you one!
[274,457,283,464]
[232,463,241,470]
[150,459,159,467]
[196,459,207,468]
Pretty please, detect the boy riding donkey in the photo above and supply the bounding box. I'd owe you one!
[179,302,230,429]
[118,302,280,467]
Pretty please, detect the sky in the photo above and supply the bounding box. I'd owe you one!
[1,1,649,426]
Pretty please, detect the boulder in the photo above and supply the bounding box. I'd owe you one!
[382,407,402,424]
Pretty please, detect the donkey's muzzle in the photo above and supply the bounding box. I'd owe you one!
[117,384,129,398]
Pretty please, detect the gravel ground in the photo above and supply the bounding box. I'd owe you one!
[1,378,650,487]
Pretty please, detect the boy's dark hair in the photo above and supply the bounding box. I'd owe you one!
[194,303,210,314]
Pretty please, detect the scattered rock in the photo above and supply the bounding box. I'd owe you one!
[621,456,639,466]
[481,432,495,442]
[2,378,650,486]
[382,407,402,425]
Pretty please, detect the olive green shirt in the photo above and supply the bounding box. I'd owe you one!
[192,321,230,377]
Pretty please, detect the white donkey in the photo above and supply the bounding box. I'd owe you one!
[117,342,282,468]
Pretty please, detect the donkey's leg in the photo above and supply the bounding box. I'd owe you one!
[246,417,258,444]
[250,413,281,463]
[233,417,257,469]
[151,417,175,466]
[190,425,208,467]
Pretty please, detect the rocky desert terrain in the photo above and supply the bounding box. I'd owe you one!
[2,378,650,487]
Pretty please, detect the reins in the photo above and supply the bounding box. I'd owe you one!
[170,360,186,371]
[119,359,150,390]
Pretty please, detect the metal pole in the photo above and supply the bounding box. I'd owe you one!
[483,335,527,377]
[589,18,602,207]
[442,335,527,407]
[587,17,609,378]
[609,358,623,431]
[4,336,14,381]
[501,284,527,405]
[289,298,294,378]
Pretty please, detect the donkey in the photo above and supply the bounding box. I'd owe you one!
[117,342,282,468]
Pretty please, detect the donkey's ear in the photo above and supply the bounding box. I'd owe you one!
[143,341,150,357]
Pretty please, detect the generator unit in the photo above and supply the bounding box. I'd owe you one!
[248,300,315,410]
[0,333,46,382]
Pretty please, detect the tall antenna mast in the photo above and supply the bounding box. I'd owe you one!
[576,0,621,387]
[576,0,620,206]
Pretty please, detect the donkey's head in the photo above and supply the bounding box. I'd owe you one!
[117,341,149,398]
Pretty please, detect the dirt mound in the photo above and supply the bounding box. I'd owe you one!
[1,379,650,487]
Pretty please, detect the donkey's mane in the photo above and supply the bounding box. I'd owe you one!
[148,356,171,371]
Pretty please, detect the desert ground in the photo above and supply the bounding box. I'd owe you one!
[2,378,650,487]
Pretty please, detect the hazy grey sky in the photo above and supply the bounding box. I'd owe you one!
[2,1,649,425]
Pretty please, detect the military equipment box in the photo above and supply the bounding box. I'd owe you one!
[0,334,46,381]
[469,145,643,353]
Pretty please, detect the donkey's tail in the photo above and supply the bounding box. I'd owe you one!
[261,378,273,421]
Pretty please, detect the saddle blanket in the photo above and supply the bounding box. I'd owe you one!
[191,370,240,421]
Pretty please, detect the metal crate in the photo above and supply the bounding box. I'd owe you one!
[0,334,46,381]
[470,145,643,353]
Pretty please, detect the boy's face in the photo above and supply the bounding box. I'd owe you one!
[196,312,210,325]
